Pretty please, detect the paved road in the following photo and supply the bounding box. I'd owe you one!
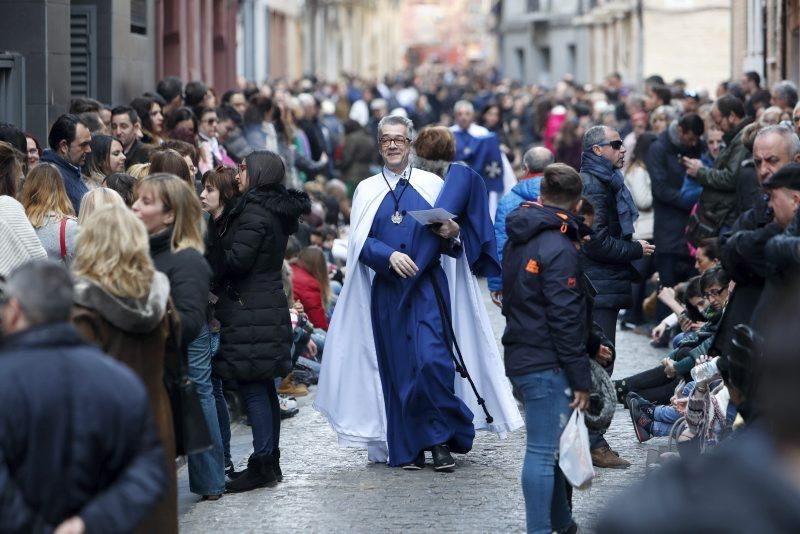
[179,283,668,532]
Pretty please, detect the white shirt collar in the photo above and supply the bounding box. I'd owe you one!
[382,164,411,187]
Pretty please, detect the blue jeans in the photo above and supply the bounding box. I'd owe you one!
[653,381,696,437]
[311,329,326,357]
[238,380,280,456]
[210,333,232,466]
[187,326,225,495]
[511,369,574,534]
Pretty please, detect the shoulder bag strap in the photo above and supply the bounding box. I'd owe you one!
[59,218,68,260]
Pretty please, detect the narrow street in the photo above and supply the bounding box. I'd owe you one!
[178,283,669,532]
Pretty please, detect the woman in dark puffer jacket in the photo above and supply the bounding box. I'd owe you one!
[208,151,310,492]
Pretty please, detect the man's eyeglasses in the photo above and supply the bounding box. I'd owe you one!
[379,136,411,148]
[595,140,624,150]
[704,287,725,299]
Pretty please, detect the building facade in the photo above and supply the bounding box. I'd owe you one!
[0,0,158,141]
[732,0,800,87]
[577,0,731,92]
[401,0,497,68]
[496,0,591,86]
[156,0,238,94]
[301,0,402,82]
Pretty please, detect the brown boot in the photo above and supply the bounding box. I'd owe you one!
[591,446,631,469]
[278,373,308,397]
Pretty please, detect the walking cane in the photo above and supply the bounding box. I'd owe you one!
[429,270,494,424]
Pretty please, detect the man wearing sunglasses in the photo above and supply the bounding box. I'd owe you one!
[580,125,654,469]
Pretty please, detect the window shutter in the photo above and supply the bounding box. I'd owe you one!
[0,53,26,129]
[70,6,97,98]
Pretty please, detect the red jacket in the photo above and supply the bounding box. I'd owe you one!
[291,264,329,330]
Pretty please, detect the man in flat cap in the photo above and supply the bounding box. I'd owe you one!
[712,127,800,360]
[763,162,800,228]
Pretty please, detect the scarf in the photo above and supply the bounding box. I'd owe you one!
[580,150,639,236]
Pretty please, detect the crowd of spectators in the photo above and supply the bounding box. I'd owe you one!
[2,64,800,530]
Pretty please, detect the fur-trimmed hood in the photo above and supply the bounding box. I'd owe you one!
[233,184,311,233]
[410,154,450,179]
[73,272,170,334]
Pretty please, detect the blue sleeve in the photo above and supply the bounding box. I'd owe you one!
[359,237,395,276]
[80,407,167,532]
[678,176,702,207]
[488,201,510,291]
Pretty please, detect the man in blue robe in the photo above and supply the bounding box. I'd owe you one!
[357,115,473,470]
[315,116,523,472]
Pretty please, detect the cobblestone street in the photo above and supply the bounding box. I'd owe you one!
[178,283,668,532]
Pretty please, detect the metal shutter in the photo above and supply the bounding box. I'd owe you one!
[70,6,97,98]
[0,53,26,129]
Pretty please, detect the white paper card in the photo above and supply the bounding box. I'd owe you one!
[408,208,455,225]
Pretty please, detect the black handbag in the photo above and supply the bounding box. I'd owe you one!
[686,203,736,247]
[164,305,212,456]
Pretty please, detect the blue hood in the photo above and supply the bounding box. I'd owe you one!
[508,176,542,203]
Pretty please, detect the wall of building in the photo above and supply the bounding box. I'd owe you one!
[157,0,237,93]
[640,0,730,92]
[0,0,159,141]
[497,0,589,86]
[72,0,156,107]
[0,0,70,140]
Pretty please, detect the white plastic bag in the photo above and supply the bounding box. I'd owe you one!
[559,409,595,489]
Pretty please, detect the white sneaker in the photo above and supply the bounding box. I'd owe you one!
[278,394,298,411]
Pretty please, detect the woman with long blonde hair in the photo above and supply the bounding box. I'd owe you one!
[132,173,224,499]
[70,205,177,533]
[77,187,125,225]
[20,163,79,264]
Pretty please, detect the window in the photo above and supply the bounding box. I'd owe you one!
[539,46,551,73]
[527,0,541,12]
[131,0,147,35]
[568,44,577,76]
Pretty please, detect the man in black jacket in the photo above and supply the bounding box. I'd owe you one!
[0,261,166,533]
[502,163,591,534]
[580,125,654,346]
[714,127,800,356]
[646,114,705,316]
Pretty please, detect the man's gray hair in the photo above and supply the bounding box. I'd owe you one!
[773,80,799,106]
[582,125,609,151]
[523,146,555,173]
[755,124,800,158]
[377,115,414,140]
[3,260,74,326]
[453,100,474,114]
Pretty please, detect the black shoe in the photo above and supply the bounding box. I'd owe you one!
[431,444,455,471]
[225,453,277,493]
[225,461,244,481]
[401,451,426,470]
[272,448,283,482]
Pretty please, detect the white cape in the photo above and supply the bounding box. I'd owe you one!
[313,168,523,462]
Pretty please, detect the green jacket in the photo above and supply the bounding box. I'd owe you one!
[695,117,753,229]
[668,311,721,375]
